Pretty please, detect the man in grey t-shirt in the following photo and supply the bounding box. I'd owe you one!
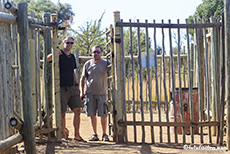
[80,45,110,141]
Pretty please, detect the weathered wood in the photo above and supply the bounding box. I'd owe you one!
[36,29,42,128]
[0,134,23,153]
[0,12,16,24]
[29,39,37,124]
[0,22,6,140]
[202,17,209,144]
[35,128,57,135]
[5,20,14,137]
[219,13,225,146]
[193,19,201,144]
[211,17,218,137]
[74,50,80,83]
[113,11,125,143]
[120,20,128,143]
[198,27,205,144]
[17,2,36,154]
[224,0,230,149]
[51,13,61,141]
[43,13,53,140]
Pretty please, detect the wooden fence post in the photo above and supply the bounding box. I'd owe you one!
[43,13,53,140]
[29,39,37,124]
[224,0,230,150]
[51,13,61,141]
[113,11,124,142]
[17,2,36,154]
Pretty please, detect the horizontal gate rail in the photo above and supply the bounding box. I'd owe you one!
[116,21,222,28]
[118,121,219,127]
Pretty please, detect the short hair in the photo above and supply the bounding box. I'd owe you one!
[92,45,102,51]
[63,36,74,43]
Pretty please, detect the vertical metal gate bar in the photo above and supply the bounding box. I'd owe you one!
[120,20,128,142]
[194,18,201,144]
[190,44,194,88]
[161,20,167,143]
[168,19,178,143]
[145,20,154,143]
[129,20,137,143]
[185,19,194,144]
[201,17,208,144]
[153,20,166,143]
[137,19,145,143]
[210,17,219,144]
[219,13,225,146]
[176,19,186,144]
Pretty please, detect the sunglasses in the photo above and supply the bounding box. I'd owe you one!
[93,50,101,54]
[65,42,74,45]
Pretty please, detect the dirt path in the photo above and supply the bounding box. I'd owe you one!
[33,113,230,154]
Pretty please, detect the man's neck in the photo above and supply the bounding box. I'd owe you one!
[63,49,70,55]
[94,58,102,63]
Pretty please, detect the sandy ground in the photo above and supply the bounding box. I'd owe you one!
[20,112,230,154]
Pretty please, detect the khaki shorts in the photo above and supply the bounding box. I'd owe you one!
[84,94,108,117]
[60,85,82,112]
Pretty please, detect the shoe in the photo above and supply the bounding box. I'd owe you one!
[102,134,109,141]
[61,138,67,142]
[88,133,99,141]
[73,137,87,143]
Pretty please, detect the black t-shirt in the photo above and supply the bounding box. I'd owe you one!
[59,50,77,87]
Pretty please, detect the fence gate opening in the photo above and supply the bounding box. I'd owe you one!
[109,11,225,145]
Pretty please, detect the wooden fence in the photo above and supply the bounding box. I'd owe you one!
[111,11,226,145]
[1,0,230,153]
[0,1,61,154]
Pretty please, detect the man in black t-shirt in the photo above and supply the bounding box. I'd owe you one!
[47,36,86,142]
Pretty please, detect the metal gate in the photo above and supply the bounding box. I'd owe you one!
[108,11,225,145]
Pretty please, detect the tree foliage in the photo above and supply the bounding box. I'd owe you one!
[72,12,106,56]
[188,0,223,23]
[12,0,74,26]
[187,0,223,39]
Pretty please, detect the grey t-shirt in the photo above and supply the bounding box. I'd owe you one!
[82,59,109,95]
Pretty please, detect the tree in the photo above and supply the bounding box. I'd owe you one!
[188,0,224,24]
[187,0,223,39]
[72,12,106,56]
[12,0,74,26]
[193,0,224,23]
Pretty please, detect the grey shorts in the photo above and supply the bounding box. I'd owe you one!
[85,94,108,117]
[60,85,82,112]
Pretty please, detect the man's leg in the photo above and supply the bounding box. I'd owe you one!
[72,107,81,139]
[91,116,97,134]
[101,116,109,141]
[61,112,66,138]
[101,116,107,134]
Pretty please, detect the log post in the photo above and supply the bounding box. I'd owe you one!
[29,39,37,123]
[224,0,230,149]
[51,13,61,141]
[113,11,124,142]
[43,13,53,139]
[17,2,36,154]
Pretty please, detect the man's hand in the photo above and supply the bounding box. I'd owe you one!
[80,93,85,100]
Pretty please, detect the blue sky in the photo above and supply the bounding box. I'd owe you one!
[51,0,202,31]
